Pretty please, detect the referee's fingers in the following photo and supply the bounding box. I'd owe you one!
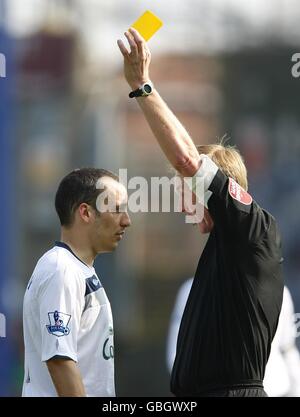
[128,28,145,55]
[117,39,129,58]
[124,31,138,57]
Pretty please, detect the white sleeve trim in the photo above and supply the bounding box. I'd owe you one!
[192,154,218,192]
[183,154,218,208]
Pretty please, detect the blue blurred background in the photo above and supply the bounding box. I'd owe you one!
[0,0,300,396]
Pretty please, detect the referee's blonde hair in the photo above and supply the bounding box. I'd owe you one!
[196,142,248,191]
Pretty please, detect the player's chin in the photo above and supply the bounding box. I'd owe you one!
[109,241,119,251]
[98,242,119,254]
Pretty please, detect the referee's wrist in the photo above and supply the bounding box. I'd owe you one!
[129,80,152,90]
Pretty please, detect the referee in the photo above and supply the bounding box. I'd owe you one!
[118,28,283,397]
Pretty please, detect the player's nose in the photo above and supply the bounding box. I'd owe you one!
[121,211,131,228]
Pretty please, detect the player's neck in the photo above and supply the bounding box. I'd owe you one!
[60,229,96,267]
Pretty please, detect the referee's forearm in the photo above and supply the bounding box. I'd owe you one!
[136,89,200,177]
[47,358,86,397]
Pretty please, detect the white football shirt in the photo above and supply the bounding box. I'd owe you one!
[22,242,115,397]
[264,286,300,397]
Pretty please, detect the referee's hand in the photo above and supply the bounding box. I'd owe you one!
[117,28,152,91]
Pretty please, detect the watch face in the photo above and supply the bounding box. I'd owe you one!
[143,84,152,94]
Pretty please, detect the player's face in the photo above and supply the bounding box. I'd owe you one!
[176,175,214,234]
[91,177,131,253]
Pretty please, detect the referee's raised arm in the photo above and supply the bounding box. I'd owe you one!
[118,27,283,398]
[117,28,201,178]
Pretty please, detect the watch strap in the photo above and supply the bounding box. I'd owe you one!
[129,88,143,98]
[129,82,153,98]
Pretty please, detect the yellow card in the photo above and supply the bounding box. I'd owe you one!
[130,10,163,41]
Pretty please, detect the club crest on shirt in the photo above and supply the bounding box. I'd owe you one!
[46,310,71,337]
[228,178,252,205]
[102,326,114,360]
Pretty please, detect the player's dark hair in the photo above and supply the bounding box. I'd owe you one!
[55,168,119,226]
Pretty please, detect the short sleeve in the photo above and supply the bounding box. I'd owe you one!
[189,154,271,243]
[37,265,84,362]
[278,287,297,352]
[166,278,193,373]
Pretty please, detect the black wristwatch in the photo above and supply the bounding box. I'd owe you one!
[129,82,153,98]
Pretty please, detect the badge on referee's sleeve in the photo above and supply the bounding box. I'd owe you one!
[228,178,252,206]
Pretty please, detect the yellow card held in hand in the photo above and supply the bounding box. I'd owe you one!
[131,10,163,41]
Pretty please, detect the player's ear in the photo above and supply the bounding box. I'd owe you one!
[78,203,94,223]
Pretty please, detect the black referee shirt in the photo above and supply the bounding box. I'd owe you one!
[171,168,284,396]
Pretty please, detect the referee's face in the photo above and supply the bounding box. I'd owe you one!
[197,208,214,234]
[177,175,214,234]
[91,177,131,253]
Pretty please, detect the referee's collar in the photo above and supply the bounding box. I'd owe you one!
[55,241,92,269]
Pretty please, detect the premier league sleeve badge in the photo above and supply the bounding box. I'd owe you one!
[46,310,71,337]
